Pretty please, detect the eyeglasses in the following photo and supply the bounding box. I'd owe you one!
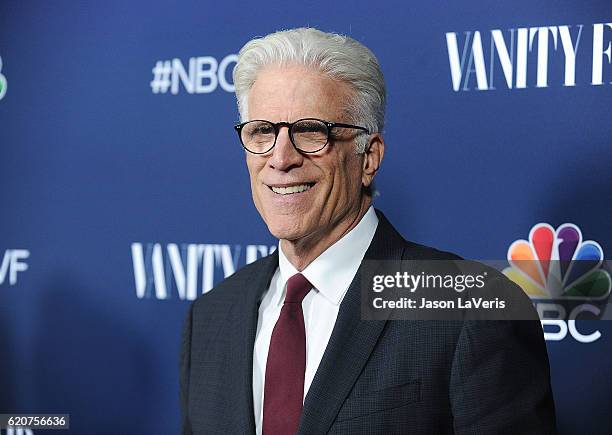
[234,118,370,154]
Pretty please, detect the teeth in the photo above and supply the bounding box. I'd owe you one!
[271,184,312,195]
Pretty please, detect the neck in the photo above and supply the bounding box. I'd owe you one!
[280,197,372,271]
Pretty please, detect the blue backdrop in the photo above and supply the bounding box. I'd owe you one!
[1,1,611,434]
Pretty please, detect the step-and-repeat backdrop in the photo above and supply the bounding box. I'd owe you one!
[1,1,611,434]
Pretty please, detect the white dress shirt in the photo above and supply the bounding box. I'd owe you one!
[252,206,379,434]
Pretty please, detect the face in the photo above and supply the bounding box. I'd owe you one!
[245,64,370,244]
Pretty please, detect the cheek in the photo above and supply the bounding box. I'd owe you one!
[245,159,264,202]
[245,157,261,183]
[321,157,362,206]
[338,157,362,194]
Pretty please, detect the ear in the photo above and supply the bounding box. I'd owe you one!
[361,133,385,188]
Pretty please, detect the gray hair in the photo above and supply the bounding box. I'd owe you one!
[233,27,386,153]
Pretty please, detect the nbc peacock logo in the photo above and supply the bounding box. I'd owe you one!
[0,55,7,101]
[503,223,611,300]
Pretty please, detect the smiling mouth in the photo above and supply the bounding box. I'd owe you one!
[268,183,315,195]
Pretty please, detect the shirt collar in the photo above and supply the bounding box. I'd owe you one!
[275,206,379,307]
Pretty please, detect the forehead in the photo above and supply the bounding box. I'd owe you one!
[247,64,353,122]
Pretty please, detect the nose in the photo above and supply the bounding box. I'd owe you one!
[267,126,303,171]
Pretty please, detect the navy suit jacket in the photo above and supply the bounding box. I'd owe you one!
[180,211,557,434]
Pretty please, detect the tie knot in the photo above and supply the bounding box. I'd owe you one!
[284,273,312,304]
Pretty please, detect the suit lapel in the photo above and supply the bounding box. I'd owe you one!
[229,249,279,434]
[297,211,406,434]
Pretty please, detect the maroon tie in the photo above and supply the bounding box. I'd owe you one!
[263,273,312,435]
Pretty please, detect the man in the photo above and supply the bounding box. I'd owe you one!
[180,28,556,434]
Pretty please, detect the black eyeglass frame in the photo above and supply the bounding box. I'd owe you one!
[233,118,370,155]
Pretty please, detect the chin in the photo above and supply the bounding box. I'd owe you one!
[263,216,307,241]
[266,222,301,241]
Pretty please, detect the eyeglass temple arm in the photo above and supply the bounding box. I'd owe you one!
[328,122,370,134]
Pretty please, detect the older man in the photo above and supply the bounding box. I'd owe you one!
[180,28,556,434]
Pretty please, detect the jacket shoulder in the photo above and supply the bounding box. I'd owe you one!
[401,239,464,261]
[191,251,277,313]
